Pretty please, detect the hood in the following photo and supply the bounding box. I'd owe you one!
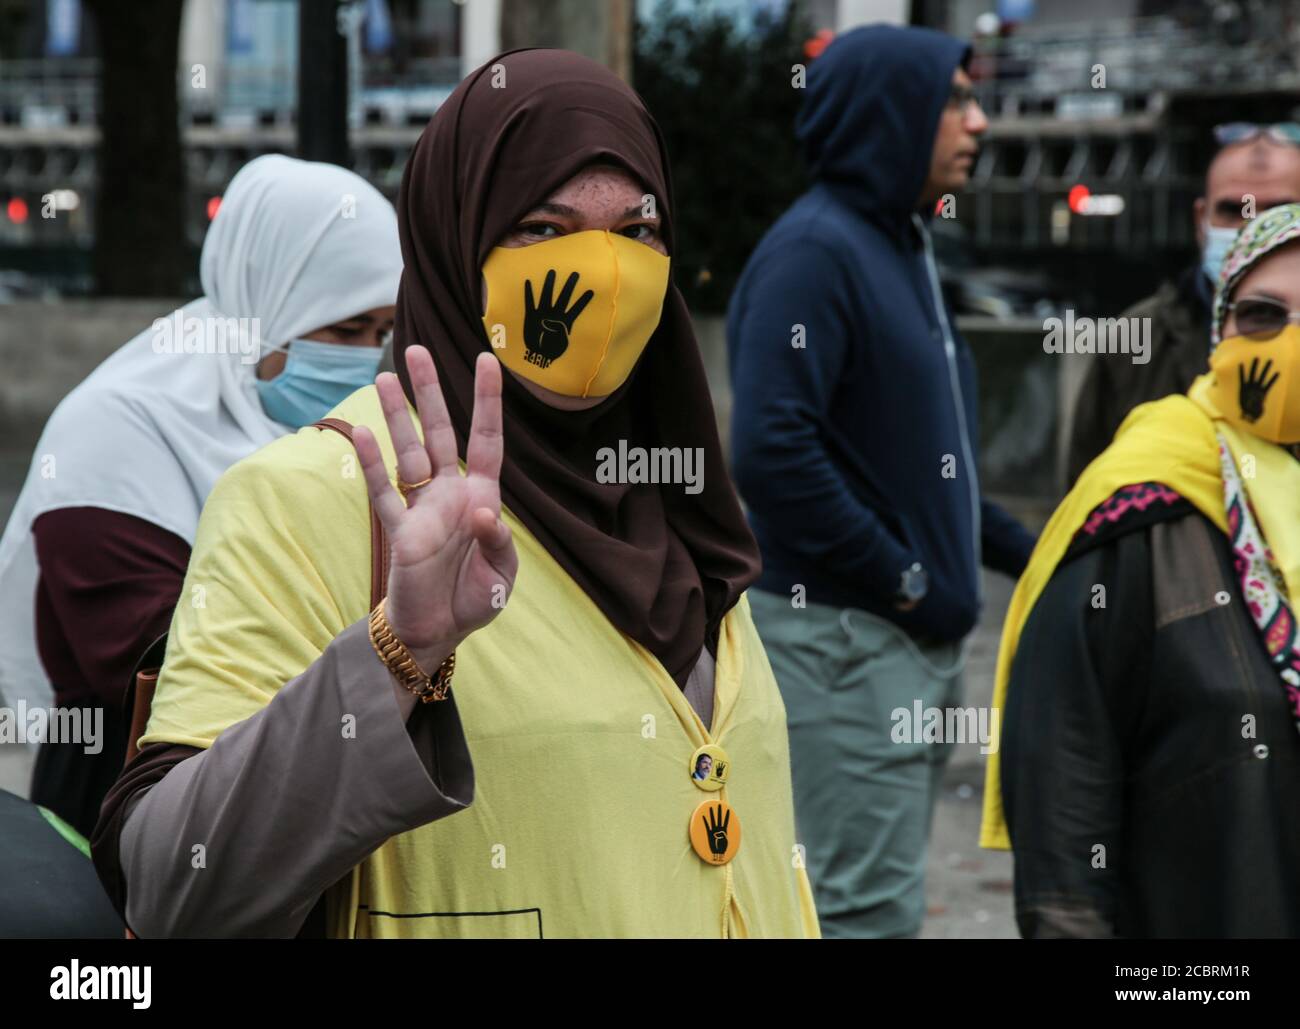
[200,153,403,348]
[796,23,969,230]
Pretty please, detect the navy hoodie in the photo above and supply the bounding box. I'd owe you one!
[727,24,1035,643]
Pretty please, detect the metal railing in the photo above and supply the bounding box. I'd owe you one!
[971,11,1300,116]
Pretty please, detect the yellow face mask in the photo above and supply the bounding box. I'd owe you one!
[1206,324,1300,444]
[481,229,670,398]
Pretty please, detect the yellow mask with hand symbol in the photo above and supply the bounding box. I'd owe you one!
[1205,324,1300,444]
[480,229,670,398]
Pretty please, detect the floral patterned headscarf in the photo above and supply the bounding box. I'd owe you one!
[1199,203,1300,726]
[1210,202,1300,348]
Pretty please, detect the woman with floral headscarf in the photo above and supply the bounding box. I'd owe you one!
[983,203,1300,938]
[91,50,819,939]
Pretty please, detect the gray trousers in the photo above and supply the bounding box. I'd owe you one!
[748,587,964,938]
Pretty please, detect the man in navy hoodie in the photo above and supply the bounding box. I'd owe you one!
[728,23,1036,938]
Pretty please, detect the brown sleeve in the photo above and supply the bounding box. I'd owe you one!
[32,507,190,708]
[91,618,474,938]
[90,740,199,922]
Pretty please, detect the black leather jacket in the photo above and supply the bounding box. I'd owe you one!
[1002,496,1300,938]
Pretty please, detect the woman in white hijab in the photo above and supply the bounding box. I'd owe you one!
[0,154,403,837]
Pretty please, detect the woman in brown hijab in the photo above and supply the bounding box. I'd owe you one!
[92,49,819,939]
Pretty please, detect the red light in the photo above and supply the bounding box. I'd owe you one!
[206,195,222,220]
[1067,184,1090,214]
[7,196,28,223]
[804,29,834,59]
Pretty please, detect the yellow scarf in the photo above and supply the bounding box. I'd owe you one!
[980,378,1300,848]
[979,392,1222,848]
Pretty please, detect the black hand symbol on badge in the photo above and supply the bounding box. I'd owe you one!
[1238,357,1281,423]
[523,269,594,369]
[703,804,730,857]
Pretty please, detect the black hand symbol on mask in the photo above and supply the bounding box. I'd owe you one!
[523,269,595,369]
[1238,357,1281,423]
[703,804,730,858]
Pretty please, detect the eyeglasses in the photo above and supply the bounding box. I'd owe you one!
[1225,295,1300,339]
[946,83,980,113]
[1213,122,1300,148]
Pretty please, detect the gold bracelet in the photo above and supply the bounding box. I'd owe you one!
[368,598,455,703]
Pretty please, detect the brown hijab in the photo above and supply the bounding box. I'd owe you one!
[392,48,760,688]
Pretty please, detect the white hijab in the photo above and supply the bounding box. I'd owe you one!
[0,155,403,708]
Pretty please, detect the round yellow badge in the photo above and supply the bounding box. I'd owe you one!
[689,799,741,865]
[688,744,730,792]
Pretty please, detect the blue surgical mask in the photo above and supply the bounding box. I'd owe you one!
[255,338,384,429]
[1202,221,1238,286]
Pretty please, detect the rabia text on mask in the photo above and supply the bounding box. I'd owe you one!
[595,440,705,495]
[151,310,261,364]
[1041,310,1151,365]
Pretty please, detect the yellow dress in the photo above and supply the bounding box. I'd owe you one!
[143,385,821,938]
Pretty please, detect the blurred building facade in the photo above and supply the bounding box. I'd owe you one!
[0,0,468,293]
[927,0,1300,312]
[3,0,1299,304]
